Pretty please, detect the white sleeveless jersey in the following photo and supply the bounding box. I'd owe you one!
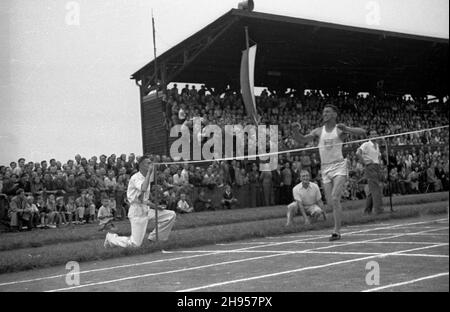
[318,126,344,166]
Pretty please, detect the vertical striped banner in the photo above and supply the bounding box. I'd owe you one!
[240,44,258,125]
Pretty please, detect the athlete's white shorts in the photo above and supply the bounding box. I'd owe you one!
[321,159,348,184]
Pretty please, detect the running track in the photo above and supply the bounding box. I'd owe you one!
[0,214,448,292]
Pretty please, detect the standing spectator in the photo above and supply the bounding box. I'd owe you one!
[171,83,179,96]
[310,153,320,180]
[10,161,19,176]
[248,163,260,207]
[259,169,273,206]
[435,163,448,191]
[291,162,301,186]
[300,151,312,174]
[427,162,442,192]
[272,165,283,205]
[98,155,108,171]
[407,167,420,193]
[125,153,137,174]
[398,167,410,195]
[281,162,293,204]
[181,84,189,96]
[41,160,48,173]
[356,130,383,215]
[389,168,401,195]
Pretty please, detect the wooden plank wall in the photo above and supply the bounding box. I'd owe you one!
[141,95,169,156]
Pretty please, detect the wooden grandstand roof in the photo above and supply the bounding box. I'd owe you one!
[131,9,449,96]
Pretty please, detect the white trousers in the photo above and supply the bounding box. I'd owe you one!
[107,209,176,248]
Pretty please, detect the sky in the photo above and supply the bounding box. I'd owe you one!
[0,0,448,165]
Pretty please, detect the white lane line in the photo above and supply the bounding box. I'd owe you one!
[342,233,449,236]
[45,225,446,292]
[177,243,448,292]
[0,217,446,288]
[361,272,449,292]
[217,241,449,246]
[162,249,449,258]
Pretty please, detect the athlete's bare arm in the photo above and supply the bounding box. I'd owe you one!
[292,123,320,144]
[336,124,366,138]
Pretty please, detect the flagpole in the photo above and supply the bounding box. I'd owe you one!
[152,9,158,95]
[151,9,159,241]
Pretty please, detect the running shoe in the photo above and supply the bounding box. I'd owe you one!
[329,233,341,241]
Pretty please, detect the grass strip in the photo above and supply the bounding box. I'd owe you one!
[0,200,447,274]
[0,192,447,252]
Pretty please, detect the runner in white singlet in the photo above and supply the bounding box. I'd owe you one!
[292,104,366,241]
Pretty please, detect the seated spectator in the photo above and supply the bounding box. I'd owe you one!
[75,194,86,224]
[25,195,40,228]
[8,189,32,231]
[55,196,67,226]
[98,198,115,231]
[221,184,238,210]
[36,195,49,228]
[195,190,213,211]
[65,196,77,224]
[177,193,193,213]
[286,170,326,226]
[85,190,96,223]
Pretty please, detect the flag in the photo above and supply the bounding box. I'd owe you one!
[240,44,258,125]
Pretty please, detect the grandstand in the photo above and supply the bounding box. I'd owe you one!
[130,8,448,156]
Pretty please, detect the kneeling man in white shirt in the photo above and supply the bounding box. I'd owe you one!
[286,170,326,226]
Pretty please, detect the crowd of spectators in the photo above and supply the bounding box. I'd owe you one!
[0,87,448,232]
[163,84,448,150]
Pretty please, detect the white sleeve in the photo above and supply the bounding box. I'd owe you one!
[357,143,366,154]
[293,186,302,204]
[127,175,144,205]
